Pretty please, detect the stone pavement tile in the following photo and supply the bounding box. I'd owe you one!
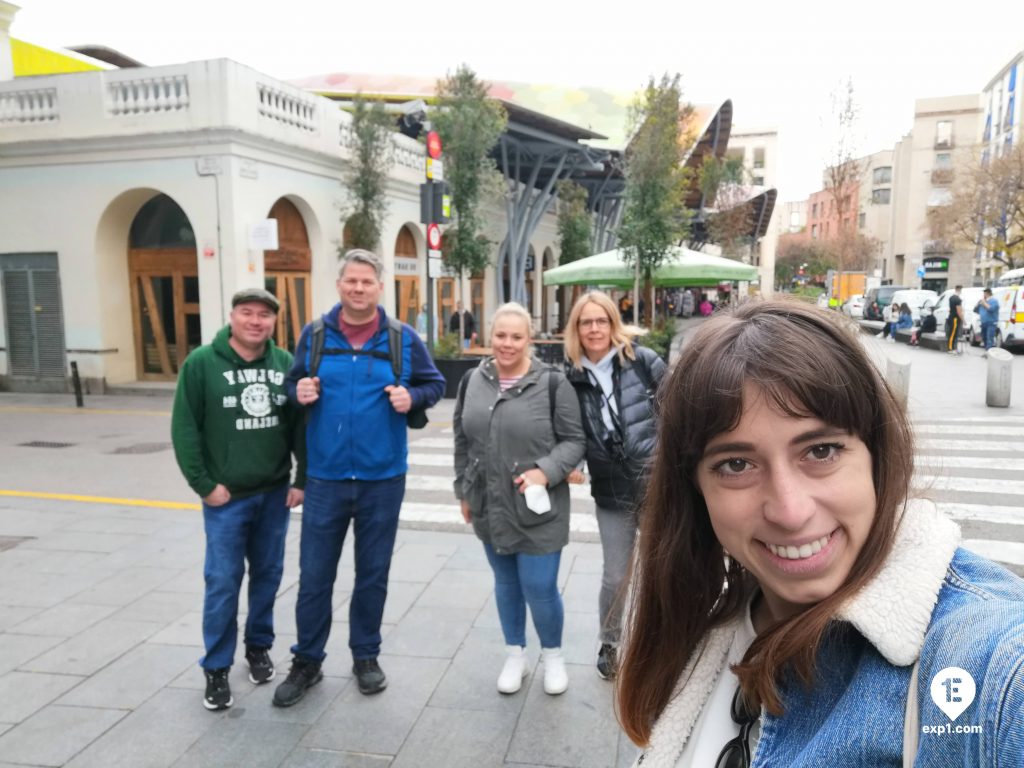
[391,705,518,768]
[279,748,392,768]
[7,602,119,637]
[64,514,173,536]
[561,572,601,614]
[0,704,126,767]
[0,569,100,608]
[0,548,105,576]
[379,580,424,624]
[387,543,455,583]
[147,610,202,645]
[23,530,142,553]
[170,719,309,768]
[506,662,620,767]
[474,594,501,630]
[57,642,199,709]
[560,611,601,667]
[0,506,78,537]
[64,687,216,768]
[384,605,477,658]
[20,618,161,675]
[566,552,604,575]
[0,632,64,676]
[236,673,351,725]
[300,655,449,755]
[68,566,182,607]
[151,568,205,594]
[429,626,537,714]
[112,589,196,624]
[0,671,84,723]
[0,604,40,631]
[414,568,493,611]
[616,731,642,768]
[442,540,491,571]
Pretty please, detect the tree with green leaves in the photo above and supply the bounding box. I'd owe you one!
[555,179,592,265]
[340,95,394,252]
[617,74,691,323]
[432,65,507,350]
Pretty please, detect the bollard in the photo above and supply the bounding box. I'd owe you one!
[985,348,1013,408]
[886,355,911,409]
[70,361,84,408]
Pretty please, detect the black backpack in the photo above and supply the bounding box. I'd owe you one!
[307,317,428,429]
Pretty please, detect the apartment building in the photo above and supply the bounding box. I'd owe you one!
[858,150,894,278]
[724,127,780,296]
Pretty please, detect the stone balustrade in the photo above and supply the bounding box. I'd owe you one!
[0,86,58,124]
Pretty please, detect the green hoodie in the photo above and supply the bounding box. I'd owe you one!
[171,325,306,499]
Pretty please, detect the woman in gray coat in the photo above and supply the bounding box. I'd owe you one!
[453,303,585,697]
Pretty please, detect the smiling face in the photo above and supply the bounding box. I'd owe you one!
[337,261,383,321]
[577,301,613,361]
[490,313,531,375]
[228,301,276,355]
[697,384,877,624]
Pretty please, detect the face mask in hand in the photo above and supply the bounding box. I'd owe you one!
[524,484,551,514]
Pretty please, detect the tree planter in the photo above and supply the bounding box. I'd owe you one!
[434,357,481,399]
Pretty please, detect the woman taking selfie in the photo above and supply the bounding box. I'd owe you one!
[453,302,585,696]
[618,300,1024,767]
[562,291,666,680]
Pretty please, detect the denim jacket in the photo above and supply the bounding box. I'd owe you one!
[636,500,1024,767]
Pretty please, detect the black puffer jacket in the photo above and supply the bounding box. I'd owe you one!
[565,344,667,512]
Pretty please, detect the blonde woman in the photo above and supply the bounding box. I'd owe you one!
[562,291,667,680]
[453,303,585,695]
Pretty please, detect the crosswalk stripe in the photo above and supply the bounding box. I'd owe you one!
[935,503,1024,527]
[915,425,1024,437]
[916,456,1024,471]
[399,502,599,533]
[918,439,1024,452]
[962,539,1024,566]
[914,475,1024,494]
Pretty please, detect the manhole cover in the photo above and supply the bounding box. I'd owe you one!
[18,441,75,449]
[111,442,172,455]
[0,536,33,552]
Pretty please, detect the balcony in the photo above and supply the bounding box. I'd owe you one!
[923,239,953,255]
[930,168,953,185]
[0,59,425,181]
[934,138,955,150]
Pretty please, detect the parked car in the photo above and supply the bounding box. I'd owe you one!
[841,294,865,319]
[924,287,985,333]
[863,285,910,320]
[969,283,1024,349]
[883,289,937,325]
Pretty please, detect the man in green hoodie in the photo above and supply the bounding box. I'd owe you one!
[171,287,306,712]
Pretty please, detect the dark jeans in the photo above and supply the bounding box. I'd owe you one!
[982,321,998,349]
[483,542,564,649]
[201,484,290,670]
[292,475,405,662]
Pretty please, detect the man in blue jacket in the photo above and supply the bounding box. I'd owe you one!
[274,249,445,707]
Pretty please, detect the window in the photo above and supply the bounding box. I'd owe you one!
[811,224,818,239]
[1006,96,1016,130]
[872,166,892,185]
[859,212,866,229]
[872,188,891,205]
[935,153,952,169]
[812,203,818,218]
[789,211,801,230]
[936,121,953,148]
[753,175,764,186]
[753,148,765,169]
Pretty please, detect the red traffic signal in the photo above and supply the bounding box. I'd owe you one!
[426,131,442,160]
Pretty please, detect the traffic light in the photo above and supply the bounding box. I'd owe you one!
[420,181,451,225]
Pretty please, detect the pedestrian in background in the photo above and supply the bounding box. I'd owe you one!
[453,302,585,696]
[977,288,1001,353]
[276,249,445,707]
[562,291,667,680]
[448,300,477,349]
[171,287,306,712]
[618,300,1024,767]
[946,284,964,355]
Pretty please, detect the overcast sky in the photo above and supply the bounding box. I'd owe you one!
[10,0,1023,202]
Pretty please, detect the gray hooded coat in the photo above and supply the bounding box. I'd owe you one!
[454,357,586,555]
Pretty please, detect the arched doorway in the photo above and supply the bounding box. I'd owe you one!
[264,198,312,352]
[128,194,199,379]
[393,225,420,328]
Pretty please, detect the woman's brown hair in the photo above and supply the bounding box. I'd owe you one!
[617,299,914,745]
[563,291,644,369]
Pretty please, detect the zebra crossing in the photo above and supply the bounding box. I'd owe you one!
[399,413,1024,573]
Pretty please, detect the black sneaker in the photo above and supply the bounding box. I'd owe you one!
[596,643,617,680]
[353,658,387,695]
[272,657,323,707]
[246,646,275,684]
[203,667,233,710]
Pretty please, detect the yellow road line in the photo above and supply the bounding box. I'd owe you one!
[0,490,198,510]
[0,406,170,417]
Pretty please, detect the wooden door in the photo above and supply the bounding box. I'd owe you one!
[265,198,312,352]
[436,277,457,336]
[128,248,200,379]
[265,272,311,352]
[396,276,420,328]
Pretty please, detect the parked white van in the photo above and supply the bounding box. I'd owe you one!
[922,287,985,331]
[884,289,937,324]
[969,283,1024,350]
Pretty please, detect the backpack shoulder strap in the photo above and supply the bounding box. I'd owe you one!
[631,347,655,394]
[456,367,475,408]
[387,318,404,383]
[309,317,325,378]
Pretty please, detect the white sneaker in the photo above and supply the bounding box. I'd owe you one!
[497,646,528,694]
[541,648,568,695]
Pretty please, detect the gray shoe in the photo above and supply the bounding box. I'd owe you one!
[353,658,387,695]
[272,657,323,707]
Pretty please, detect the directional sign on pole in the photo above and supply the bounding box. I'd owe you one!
[428,257,444,279]
[427,223,442,251]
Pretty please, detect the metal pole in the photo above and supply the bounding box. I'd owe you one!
[70,361,84,408]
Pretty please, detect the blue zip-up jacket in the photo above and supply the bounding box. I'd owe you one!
[286,304,445,481]
[636,500,1024,767]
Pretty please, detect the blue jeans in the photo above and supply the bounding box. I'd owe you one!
[982,321,997,349]
[292,475,405,662]
[201,484,290,670]
[483,543,564,649]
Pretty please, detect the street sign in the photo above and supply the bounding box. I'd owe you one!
[428,248,442,260]
[426,130,442,160]
[426,158,444,181]
[427,224,442,250]
[917,265,926,278]
[428,257,444,278]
